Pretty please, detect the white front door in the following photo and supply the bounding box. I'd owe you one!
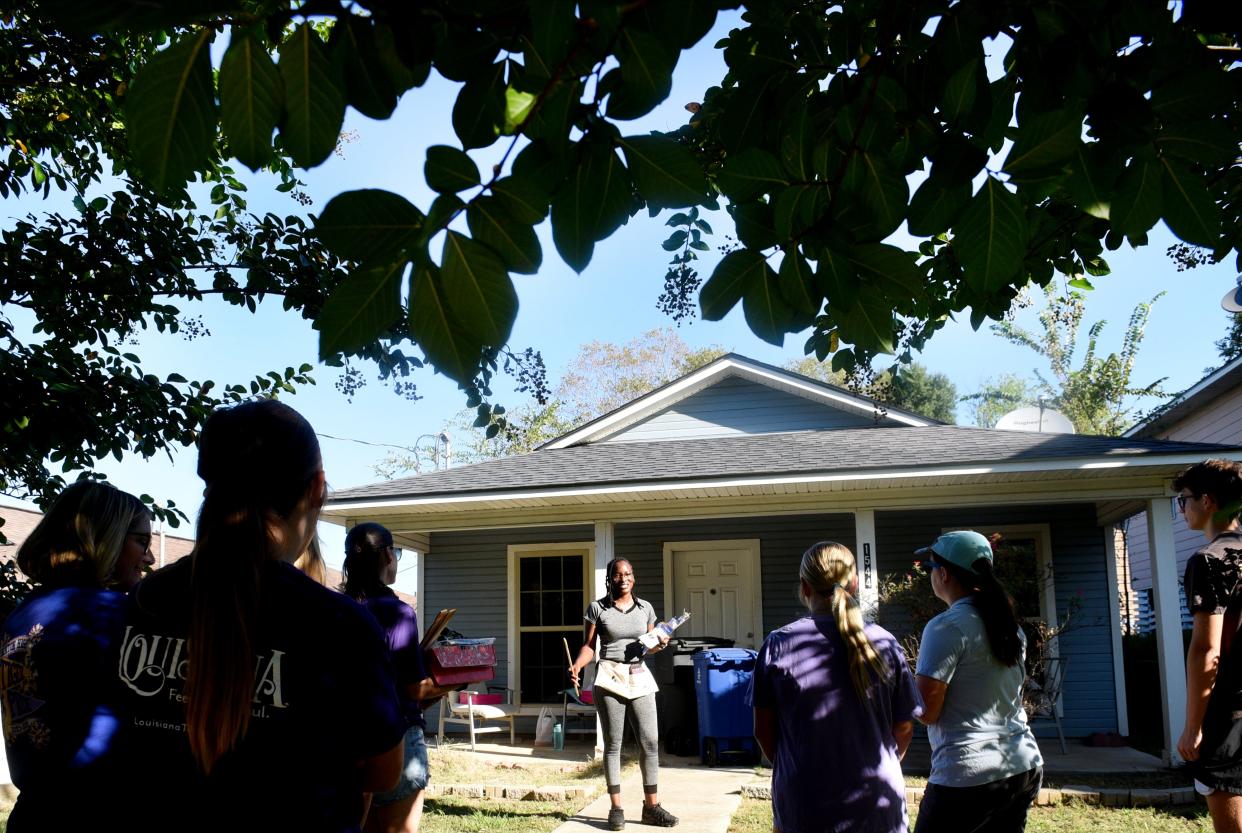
[664,539,762,650]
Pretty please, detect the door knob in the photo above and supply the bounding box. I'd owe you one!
[747,632,754,638]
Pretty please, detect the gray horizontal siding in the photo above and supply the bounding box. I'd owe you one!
[424,525,592,729]
[876,504,1117,738]
[603,376,891,444]
[614,514,857,636]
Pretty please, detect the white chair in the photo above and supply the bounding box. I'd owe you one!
[437,685,518,750]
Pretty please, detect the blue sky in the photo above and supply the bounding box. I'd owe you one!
[4,12,1239,588]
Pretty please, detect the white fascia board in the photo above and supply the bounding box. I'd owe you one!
[321,451,1212,514]
[542,357,930,450]
[1124,355,1242,437]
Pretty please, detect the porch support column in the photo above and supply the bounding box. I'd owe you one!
[1102,525,1130,736]
[1146,498,1186,765]
[592,522,614,756]
[854,510,878,622]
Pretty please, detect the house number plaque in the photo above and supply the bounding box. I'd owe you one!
[863,543,872,588]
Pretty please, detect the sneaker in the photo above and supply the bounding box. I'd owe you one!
[641,803,679,827]
[608,806,626,830]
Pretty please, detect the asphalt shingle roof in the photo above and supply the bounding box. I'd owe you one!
[328,426,1242,503]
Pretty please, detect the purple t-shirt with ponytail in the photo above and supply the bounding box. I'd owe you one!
[747,614,920,833]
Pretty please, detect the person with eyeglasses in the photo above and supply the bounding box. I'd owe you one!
[911,530,1043,833]
[1,480,154,831]
[1173,459,1242,831]
[343,522,457,833]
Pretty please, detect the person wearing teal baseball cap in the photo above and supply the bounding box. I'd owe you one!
[911,530,1044,833]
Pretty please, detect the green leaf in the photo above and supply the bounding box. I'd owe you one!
[1112,157,1162,240]
[815,248,859,312]
[1002,109,1081,179]
[525,0,575,81]
[440,231,518,345]
[551,140,632,271]
[954,177,1028,293]
[219,29,282,171]
[316,189,425,264]
[467,196,542,274]
[907,177,971,237]
[1068,277,1094,290]
[841,152,908,239]
[1156,121,1238,167]
[836,294,896,354]
[333,18,398,120]
[715,148,788,201]
[772,186,826,239]
[504,86,537,134]
[619,134,708,209]
[125,30,217,191]
[733,202,778,250]
[316,261,404,359]
[778,251,819,317]
[701,249,768,321]
[744,267,793,346]
[278,24,346,168]
[941,56,978,121]
[847,244,924,302]
[425,145,481,194]
[491,176,549,224]
[409,267,482,384]
[607,28,676,120]
[1160,158,1221,247]
[1066,145,1112,221]
[452,62,505,150]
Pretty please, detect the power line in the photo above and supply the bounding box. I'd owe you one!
[316,432,417,454]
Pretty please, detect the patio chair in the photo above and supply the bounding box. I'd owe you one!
[560,687,597,740]
[437,684,517,750]
[1025,656,1068,754]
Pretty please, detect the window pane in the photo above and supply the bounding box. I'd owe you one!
[520,591,540,626]
[520,557,540,592]
[520,630,576,704]
[562,556,583,590]
[562,592,581,626]
[541,590,562,626]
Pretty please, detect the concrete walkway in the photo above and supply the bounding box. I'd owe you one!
[551,755,755,833]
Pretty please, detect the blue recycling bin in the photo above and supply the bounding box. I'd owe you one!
[692,648,759,766]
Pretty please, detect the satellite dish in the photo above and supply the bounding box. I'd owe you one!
[996,406,1075,434]
[1223,281,1242,314]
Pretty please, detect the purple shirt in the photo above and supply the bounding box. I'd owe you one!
[363,593,428,728]
[747,615,920,833]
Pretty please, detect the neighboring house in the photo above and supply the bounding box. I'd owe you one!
[322,354,1242,762]
[1114,356,1242,636]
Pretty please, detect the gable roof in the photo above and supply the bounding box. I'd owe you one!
[327,426,1239,509]
[1125,355,1242,439]
[540,353,939,449]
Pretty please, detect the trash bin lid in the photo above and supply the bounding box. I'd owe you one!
[693,648,757,667]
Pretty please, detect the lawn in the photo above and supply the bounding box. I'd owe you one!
[726,797,1213,833]
[423,796,582,833]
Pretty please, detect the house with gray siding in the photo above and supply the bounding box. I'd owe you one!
[322,354,1242,763]
[1112,356,1242,634]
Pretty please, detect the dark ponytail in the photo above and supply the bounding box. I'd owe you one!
[187,401,322,774]
[939,556,1022,667]
[342,522,394,601]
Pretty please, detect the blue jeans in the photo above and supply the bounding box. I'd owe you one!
[372,726,430,807]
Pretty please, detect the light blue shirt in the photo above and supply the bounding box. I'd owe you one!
[916,598,1043,787]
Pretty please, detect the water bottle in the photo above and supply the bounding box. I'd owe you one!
[641,610,691,653]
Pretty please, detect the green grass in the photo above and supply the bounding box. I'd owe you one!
[428,748,608,787]
[727,797,1214,833]
[422,796,580,833]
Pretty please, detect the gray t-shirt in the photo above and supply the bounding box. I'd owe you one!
[585,596,657,662]
[916,597,1043,787]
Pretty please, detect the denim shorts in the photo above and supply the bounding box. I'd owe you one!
[372,725,430,806]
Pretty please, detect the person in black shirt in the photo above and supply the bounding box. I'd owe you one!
[1177,458,1242,832]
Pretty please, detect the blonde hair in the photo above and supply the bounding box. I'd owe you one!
[295,537,328,585]
[17,480,149,588]
[800,541,890,702]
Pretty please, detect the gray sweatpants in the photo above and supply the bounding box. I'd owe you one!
[596,689,660,793]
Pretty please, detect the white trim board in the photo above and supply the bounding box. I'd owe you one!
[506,542,595,707]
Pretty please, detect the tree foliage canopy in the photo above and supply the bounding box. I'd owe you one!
[784,356,958,421]
[6,0,1241,513]
[28,0,1241,382]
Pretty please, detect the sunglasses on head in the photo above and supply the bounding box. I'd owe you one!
[919,559,941,575]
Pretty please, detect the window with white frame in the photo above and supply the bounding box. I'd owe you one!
[516,550,588,704]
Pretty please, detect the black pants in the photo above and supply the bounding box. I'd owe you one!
[913,766,1043,833]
